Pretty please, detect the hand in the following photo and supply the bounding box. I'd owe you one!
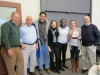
[48,46,52,52]
[70,31,73,38]
[21,43,26,50]
[36,43,38,50]
[77,37,81,39]
[7,49,14,57]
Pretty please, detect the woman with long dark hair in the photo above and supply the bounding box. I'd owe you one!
[48,20,60,74]
[68,20,81,73]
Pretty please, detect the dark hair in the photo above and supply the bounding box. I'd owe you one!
[60,19,66,23]
[60,19,66,27]
[50,20,58,32]
[39,12,46,16]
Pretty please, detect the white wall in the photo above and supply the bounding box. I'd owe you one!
[1,0,40,23]
[0,0,77,60]
[1,0,81,60]
[91,0,100,30]
[1,0,41,66]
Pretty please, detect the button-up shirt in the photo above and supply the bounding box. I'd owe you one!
[20,24,37,44]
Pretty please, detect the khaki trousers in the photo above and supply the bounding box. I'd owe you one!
[21,44,36,75]
[1,47,24,75]
[81,45,96,70]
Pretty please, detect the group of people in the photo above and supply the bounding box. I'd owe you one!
[0,11,99,75]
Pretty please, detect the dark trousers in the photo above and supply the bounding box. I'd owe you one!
[50,46,60,71]
[70,46,80,60]
[59,43,67,67]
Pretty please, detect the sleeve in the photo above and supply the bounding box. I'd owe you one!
[48,29,50,46]
[78,28,82,39]
[20,27,23,43]
[93,25,99,46]
[67,29,72,41]
[1,23,11,50]
[32,23,38,42]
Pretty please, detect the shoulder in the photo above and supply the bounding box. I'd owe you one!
[65,26,69,31]
[58,26,60,30]
[66,26,69,28]
[46,19,50,24]
[81,25,85,29]
[77,27,81,33]
[90,24,97,28]
[66,26,69,30]
[48,29,52,33]
[77,27,81,30]
[68,28,72,32]
[34,19,39,25]
[1,21,11,29]
[20,24,27,29]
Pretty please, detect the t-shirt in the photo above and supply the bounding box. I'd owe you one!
[58,26,69,43]
[70,31,79,46]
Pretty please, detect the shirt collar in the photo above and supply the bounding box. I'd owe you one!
[10,20,18,27]
[25,24,32,27]
[84,22,91,26]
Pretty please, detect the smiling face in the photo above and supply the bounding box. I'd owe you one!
[70,20,76,29]
[11,12,20,24]
[26,16,33,26]
[51,21,57,29]
[83,16,90,25]
[61,19,66,27]
[39,13,46,22]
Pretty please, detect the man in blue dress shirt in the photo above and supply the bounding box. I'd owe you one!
[20,16,38,75]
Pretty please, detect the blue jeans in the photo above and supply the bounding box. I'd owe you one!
[38,45,50,69]
[70,45,80,60]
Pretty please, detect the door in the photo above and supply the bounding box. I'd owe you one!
[0,1,21,75]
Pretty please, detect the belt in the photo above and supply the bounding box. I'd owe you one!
[10,45,20,47]
[23,43,35,45]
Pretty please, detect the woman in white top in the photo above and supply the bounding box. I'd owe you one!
[58,19,69,71]
[68,20,81,73]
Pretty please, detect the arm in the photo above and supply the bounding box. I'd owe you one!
[78,28,82,40]
[1,23,14,57]
[93,25,99,46]
[35,41,38,50]
[48,29,52,52]
[48,29,51,46]
[20,27,26,49]
[1,23,11,50]
[67,29,73,41]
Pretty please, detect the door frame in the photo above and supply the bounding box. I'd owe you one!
[0,1,22,24]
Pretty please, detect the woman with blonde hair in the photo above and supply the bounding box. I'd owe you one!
[68,20,81,73]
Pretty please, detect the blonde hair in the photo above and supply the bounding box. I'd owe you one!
[70,20,77,27]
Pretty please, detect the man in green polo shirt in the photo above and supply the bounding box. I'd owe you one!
[1,12,24,75]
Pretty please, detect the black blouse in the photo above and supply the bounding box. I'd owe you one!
[48,28,59,47]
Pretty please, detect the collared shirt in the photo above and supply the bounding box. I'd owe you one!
[11,20,18,27]
[20,24,37,44]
